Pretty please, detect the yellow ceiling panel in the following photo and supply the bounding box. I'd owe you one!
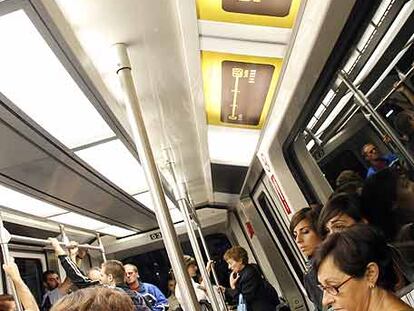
[202,51,282,129]
[196,0,301,28]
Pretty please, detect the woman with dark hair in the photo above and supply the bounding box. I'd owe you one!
[222,246,280,311]
[290,207,323,310]
[315,225,413,311]
[318,193,366,238]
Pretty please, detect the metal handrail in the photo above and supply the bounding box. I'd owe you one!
[8,234,102,250]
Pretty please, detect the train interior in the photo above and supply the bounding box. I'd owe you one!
[0,0,413,310]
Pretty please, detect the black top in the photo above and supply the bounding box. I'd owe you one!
[304,260,323,311]
[224,264,279,311]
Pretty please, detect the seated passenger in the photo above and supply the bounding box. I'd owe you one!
[48,238,150,311]
[318,192,366,237]
[290,207,323,311]
[361,143,398,178]
[124,264,168,311]
[175,255,210,310]
[50,286,134,311]
[315,224,413,311]
[222,246,280,311]
[1,257,39,311]
[87,267,102,282]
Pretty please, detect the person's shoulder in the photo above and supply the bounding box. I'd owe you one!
[143,282,162,291]
[243,264,260,276]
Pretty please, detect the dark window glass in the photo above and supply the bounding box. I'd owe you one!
[320,150,366,187]
[257,193,304,281]
[14,258,44,305]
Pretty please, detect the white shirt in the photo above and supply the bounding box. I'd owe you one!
[175,279,209,310]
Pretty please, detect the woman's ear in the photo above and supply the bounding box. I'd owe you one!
[365,262,379,287]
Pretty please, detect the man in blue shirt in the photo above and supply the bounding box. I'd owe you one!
[362,143,398,178]
[125,264,169,311]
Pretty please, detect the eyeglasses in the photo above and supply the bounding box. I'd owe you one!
[318,276,353,296]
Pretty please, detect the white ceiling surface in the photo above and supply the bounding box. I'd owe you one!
[198,20,291,58]
[51,0,212,205]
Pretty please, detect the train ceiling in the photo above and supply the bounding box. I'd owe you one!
[0,0,301,233]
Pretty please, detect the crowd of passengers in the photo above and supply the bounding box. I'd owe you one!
[0,238,282,311]
[291,141,414,311]
[2,142,414,311]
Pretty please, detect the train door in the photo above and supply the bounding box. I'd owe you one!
[240,176,310,310]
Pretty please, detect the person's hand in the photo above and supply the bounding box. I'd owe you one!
[3,257,21,282]
[48,237,66,256]
[206,260,214,274]
[218,285,226,293]
[229,272,240,290]
[382,135,391,144]
[68,241,79,261]
[394,81,406,92]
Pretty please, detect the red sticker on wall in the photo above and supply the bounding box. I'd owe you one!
[246,221,255,239]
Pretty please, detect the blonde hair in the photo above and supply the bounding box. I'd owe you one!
[51,287,134,311]
[224,246,248,264]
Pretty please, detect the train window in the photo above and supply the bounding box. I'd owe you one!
[256,193,304,281]
[14,258,44,305]
[320,149,367,188]
[286,0,414,201]
[124,233,232,294]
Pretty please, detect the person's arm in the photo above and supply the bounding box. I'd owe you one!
[224,271,240,301]
[147,284,169,311]
[3,258,39,311]
[49,238,97,289]
[398,84,414,106]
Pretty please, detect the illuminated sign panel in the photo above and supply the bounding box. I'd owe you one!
[203,51,282,129]
[221,61,274,126]
[222,0,292,17]
[196,0,300,28]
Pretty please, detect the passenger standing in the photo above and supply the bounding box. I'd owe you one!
[40,270,71,311]
[290,208,323,311]
[48,238,150,311]
[317,192,366,237]
[175,255,210,310]
[41,241,84,311]
[50,287,134,311]
[361,143,398,178]
[87,267,102,282]
[315,225,413,311]
[166,277,181,311]
[335,170,364,194]
[361,167,414,241]
[320,190,414,290]
[124,264,169,311]
[222,246,280,311]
